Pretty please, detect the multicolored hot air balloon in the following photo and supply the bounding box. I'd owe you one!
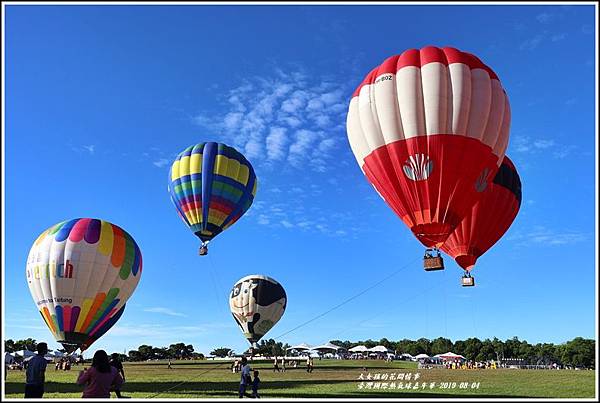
[441,155,522,284]
[168,142,257,255]
[229,275,287,347]
[26,218,142,353]
[346,46,511,261]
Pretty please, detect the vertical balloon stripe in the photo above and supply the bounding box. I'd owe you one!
[80,293,106,333]
[55,218,80,242]
[55,305,64,332]
[63,306,73,332]
[48,220,68,236]
[41,308,56,334]
[132,242,141,276]
[50,313,60,335]
[111,226,126,268]
[86,298,120,334]
[88,307,118,337]
[69,218,91,242]
[119,235,134,280]
[201,142,217,230]
[98,220,114,256]
[86,288,119,331]
[84,219,102,244]
[75,298,93,332]
[69,306,81,332]
[85,298,119,334]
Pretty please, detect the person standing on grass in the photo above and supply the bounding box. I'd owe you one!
[77,350,124,398]
[281,356,286,373]
[109,353,126,398]
[251,370,261,398]
[24,342,48,398]
[239,357,252,398]
[273,356,279,372]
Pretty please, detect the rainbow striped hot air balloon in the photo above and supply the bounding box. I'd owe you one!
[168,142,257,255]
[25,218,142,353]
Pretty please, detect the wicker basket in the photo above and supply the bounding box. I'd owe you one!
[423,256,444,271]
[461,276,475,287]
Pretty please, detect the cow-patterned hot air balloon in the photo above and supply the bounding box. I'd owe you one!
[229,275,287,347]
[441,155,522,286]
[168,142,257,256]
[25,218,142,353]
[346,46,511,270]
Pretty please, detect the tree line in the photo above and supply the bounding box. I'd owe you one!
[4,339,204,362]
[5,336,594,368]
[330,336,595,368]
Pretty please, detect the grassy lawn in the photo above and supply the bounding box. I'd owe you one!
[4,359,596,398]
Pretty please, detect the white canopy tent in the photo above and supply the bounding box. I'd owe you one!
[312,342,344,352]
[400,353,415,360]
[14,350,36,359]
[434,352,466,361]
[369,345,392,353]
[414,353,430,360]
[286,343,313,351]
[348,345,369,353]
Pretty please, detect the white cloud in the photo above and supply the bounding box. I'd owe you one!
[192,68,350,172]
[265,127,288,161]
[280,220,294,228]
[520,34,545,51]
[257,215,270,225]
[144,307,187,317]
[511,136,560,155]
[83,145,95,154]
[153,158,170,168]
[507,226,588,246]
[536,12,553,24]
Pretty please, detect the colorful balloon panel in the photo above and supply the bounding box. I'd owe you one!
[347,46,511,247]
[168,142,257,243]
[229,275,286,345]
[26,218,142,352]
[441,156,522,271]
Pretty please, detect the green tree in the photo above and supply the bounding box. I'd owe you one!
[430,337,453,355]
[5,339,15,353]
[211,347,233,358]
[559,337,595,368]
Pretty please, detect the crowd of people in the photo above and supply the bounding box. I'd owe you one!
[21,341,128,399]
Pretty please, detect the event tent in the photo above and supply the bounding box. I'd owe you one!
[312,342,344,352]
[434,352,466,360]
[14,350,36,359]
[414,353,430,360]
[369,345,392,353]
[348,345,369,352]
[286,343,313,351]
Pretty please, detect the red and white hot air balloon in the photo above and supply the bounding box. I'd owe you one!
[346,46,511,265]
[441,155,522,285]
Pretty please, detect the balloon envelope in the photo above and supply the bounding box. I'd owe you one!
[441,156,522,271]
[347,46,511,247]
[26,218,142,352]
[168,142,257,245]
[229,274,287,345]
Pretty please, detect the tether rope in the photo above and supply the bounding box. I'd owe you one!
[147,254,422,398]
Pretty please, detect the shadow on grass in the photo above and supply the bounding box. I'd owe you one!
[4,380,528,399]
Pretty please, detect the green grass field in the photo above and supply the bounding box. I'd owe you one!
[4,359,596,398]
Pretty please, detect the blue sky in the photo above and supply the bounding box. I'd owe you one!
[3,4,597,357]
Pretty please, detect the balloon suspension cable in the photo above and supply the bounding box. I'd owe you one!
[271,255,421,341]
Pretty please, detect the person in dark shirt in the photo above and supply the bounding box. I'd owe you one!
[108,353,126,398]
[24,343,48,398]
[251,370,261,398]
